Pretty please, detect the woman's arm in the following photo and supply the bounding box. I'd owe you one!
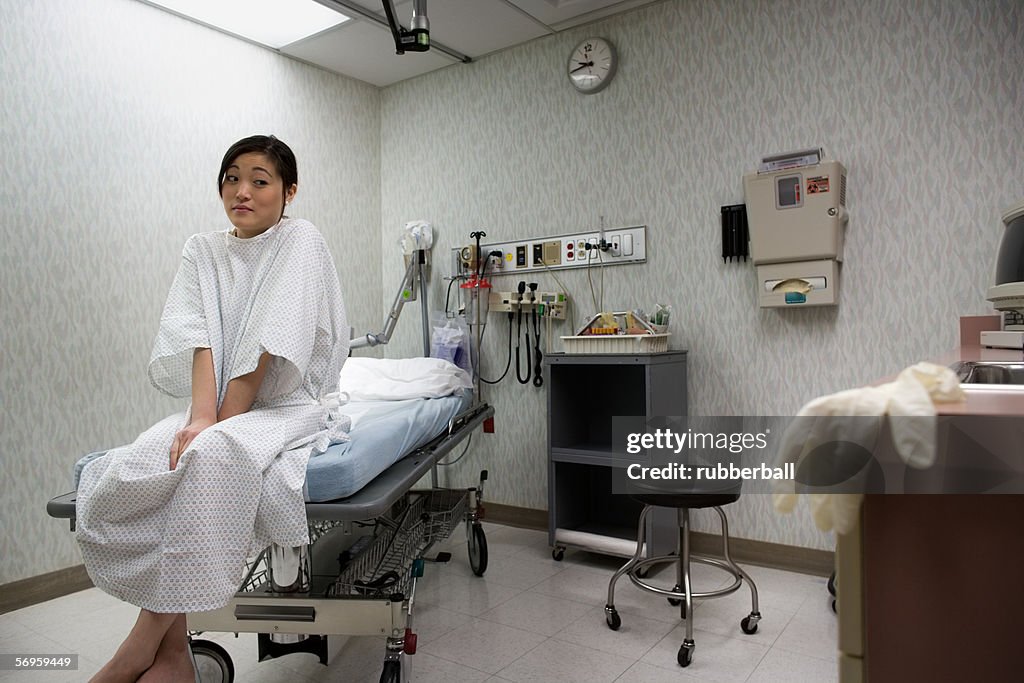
[217,352,272,422]
[170,347,217,469]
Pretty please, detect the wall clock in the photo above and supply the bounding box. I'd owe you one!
[567,37,617,94]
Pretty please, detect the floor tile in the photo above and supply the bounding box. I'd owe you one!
[772,602,838,662]
[746,646,838,683]
[613,660,705,682]
[415,573,524,617]
[554,606,675,660]
[641,625,769,683]
[732,565,823,619]
[419,618,547,675]
[683,587,789,648]
[409,602,474,646]
[405,651,492,682]
[496,637,634,683]
[477,590,594,637]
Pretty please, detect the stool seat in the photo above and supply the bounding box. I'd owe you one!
[629,492,739,509]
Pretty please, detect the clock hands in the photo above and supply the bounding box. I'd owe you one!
[570,60,594,74]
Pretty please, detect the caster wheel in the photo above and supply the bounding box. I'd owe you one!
[677,640,695,667]
[378,659,402,683]
[552,547,565,561]
[832,599,837,613]
[468,523,488,576]
[667,584,683,609]
[741,616,758,634]
[605,608,621,631]
[635,565,649,578]
[190,639,234,683]
[827,571,837,596]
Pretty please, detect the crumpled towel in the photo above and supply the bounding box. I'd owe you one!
[772,362,965,534]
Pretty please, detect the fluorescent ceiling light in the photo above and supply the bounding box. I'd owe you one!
[144,0,350,49]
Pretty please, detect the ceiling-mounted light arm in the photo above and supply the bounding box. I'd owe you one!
[316,0,472,63]
[382,0,429,54]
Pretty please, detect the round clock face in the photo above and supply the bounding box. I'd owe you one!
[567,38,617,94]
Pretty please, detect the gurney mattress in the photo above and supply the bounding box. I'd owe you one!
[305,393,469,502]
[72,393,469,504]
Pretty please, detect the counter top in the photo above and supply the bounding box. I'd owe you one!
[931,345,1024,417]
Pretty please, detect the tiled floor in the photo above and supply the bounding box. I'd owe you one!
[0,523,838,682]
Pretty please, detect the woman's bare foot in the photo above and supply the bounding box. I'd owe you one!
[138,614,194,683]
[89,610,181,683]
[136,647,194,683]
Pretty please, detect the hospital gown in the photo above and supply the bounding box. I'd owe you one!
[75,218,349,613]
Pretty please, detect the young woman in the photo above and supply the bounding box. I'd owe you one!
[77,135,349,682]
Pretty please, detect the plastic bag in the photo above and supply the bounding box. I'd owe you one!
[400,220,433,254]
[429,312,472,375]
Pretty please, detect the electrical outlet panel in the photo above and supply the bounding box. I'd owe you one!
[459,225,647,276]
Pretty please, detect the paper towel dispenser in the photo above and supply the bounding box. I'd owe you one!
[743,150,848,307]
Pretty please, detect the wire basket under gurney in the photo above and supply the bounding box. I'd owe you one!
[325,488,470,598]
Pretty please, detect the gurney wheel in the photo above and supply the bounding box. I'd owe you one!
[468,522,488,576]
[190,639,234,683]
[379,658,402,683]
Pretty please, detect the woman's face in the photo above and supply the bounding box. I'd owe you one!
[220,152,296,238]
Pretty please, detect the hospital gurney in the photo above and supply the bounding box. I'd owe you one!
[47,396,493,683]
[46,248,496,682]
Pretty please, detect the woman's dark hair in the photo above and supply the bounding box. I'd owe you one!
[217,135,298,196]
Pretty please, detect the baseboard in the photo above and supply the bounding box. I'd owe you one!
[0,565,93,615]
[484,502,549,531]
[484,503,834,577]
[688,531,834,577]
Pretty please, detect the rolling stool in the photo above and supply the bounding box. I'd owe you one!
[604,485,761,668]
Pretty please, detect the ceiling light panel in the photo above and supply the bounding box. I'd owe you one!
[142,0,350,49]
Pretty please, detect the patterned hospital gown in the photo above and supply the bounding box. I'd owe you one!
[76,218,349,613]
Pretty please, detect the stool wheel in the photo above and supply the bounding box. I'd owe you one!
[667,584,685,612]
[677,640,695,667]
[741,615,758,634]
[605,607,621,631]
[635,565,649,578]
[551,547,565,561]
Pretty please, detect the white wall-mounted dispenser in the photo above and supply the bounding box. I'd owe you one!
[743,149,848,307]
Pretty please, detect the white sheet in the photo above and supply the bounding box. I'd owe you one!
[327,357,472,403]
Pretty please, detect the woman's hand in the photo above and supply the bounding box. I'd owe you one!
[169,416,216,470]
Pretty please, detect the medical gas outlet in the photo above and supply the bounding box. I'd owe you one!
[743,151,847,307]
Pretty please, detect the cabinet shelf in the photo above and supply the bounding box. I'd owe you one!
[545,352,688,561]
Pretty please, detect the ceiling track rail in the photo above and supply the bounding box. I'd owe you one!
[318,0,473,63]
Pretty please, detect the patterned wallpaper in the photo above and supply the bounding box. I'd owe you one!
[0,0,381,584]
[380,0,1024,550]
[3,0,1022,585]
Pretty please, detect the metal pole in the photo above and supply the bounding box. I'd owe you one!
[418,251,430,357]
[317,0,472,63]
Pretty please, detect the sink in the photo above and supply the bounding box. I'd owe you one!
[950,361,1024,385]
